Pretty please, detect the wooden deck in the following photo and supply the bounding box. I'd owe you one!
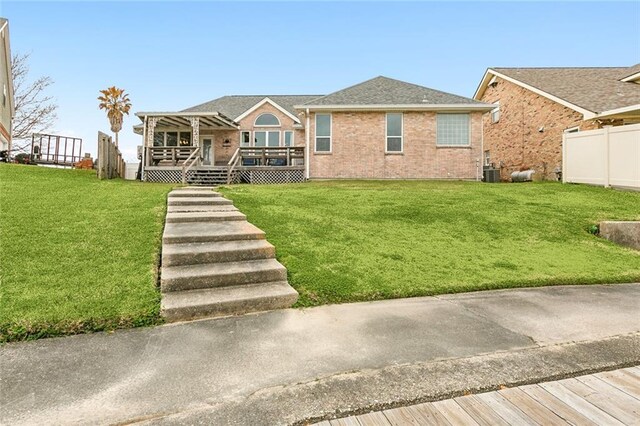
[315,366,640,425]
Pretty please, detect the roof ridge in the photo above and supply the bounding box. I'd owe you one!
[302,76,386,104]
[492,66,630,70]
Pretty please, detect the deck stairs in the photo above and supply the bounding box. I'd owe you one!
[160,187,298,322]
[187,167,239,186]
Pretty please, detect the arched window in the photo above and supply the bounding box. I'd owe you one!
[254,113,280,126]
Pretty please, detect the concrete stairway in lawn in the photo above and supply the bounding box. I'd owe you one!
[160,187,298,322]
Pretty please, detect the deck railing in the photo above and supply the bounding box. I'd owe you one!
[146,146,199,166]
[237,146,305,167]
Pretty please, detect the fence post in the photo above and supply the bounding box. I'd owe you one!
[603,126,610,188]
[561,132,567,183]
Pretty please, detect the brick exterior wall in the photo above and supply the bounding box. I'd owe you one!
[478,76,602,181]
[203,101,303,164]
[307,111,483,179]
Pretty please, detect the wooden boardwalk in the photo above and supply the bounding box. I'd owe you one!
[316,366,640,425]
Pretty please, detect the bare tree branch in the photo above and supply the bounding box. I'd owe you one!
[10,52,58,152]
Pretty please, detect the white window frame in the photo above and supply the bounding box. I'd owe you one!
[253,130,281,147]
[385,112,403,153]
[240,131,251,147]
[490,102,500,124]
[315,113,332,153]
[283,130,294,147]
[484,150,491,166]
[436,113,471,147]
[564,126,580,133]
[254,113,281,127]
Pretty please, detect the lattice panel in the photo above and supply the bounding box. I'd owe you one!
[238,169,305,184]
[145,170,195,183]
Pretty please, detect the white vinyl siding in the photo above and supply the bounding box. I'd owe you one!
[315,114,331,152]
[436,113,470,146]
[386,113,403,152]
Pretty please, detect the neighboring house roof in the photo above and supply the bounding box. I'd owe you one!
[474,66,640,118]
[181,95,322,121]
[299,76,492,110]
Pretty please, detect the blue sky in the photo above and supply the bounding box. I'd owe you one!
[2,1,639,161]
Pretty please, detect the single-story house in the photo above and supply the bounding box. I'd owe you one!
[0,18,14,157]
[134,76,495,184]
[474,64,640,180]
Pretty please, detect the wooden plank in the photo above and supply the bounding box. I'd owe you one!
[314,421,332,426]
[497,387,567,425]
[540,380,624,425]
[559,377,638,424]
[620,367,640,382]
[432,398,480,425]
[520,384,598,426]
[381,406,424,425]
[404,402,452,425]
[575,375,640,421]
[473,392,537,426]
[453,394,510,426]
[597,370,640,399]
[356,411,391,426]
[329,417,361,426]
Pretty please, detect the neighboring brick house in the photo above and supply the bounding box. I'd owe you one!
[474,65,640,180]
[134,77,494,183]
[0,18,14,157]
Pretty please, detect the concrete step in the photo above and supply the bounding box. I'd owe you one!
[167,197,233,206]
[165,211,246,223]
[162,239,276,267]
[163,221,265,244]
[167,204,238,213]
[161,281,299,322]
[161,258,287,292]
[169,190,221,198]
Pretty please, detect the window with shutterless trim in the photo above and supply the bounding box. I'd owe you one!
[491,102,500,123]
[386,113,403,152]
[240,131,251,146]
[254,113,280,126]
[315,114,331,152]
[436,113,470,146]
[284,131,294,147]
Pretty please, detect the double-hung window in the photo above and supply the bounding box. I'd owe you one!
[436,113,470,146]
[386,113,403,152]
[315,114,331,152]
[254,131,280,147]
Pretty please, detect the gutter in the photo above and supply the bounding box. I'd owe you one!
[294,104,495,112]
[305,108,310,180]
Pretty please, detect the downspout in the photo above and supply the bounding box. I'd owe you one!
[141,115,147,181]
[305,108,310,180]
[480,113,484,181]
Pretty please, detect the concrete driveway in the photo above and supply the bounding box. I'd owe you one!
[1,284,639,425]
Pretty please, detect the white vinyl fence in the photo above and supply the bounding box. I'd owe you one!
[563,123,640,189]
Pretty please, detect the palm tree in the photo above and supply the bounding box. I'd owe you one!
[98,86,131,147]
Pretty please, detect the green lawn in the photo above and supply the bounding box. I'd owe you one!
[0,164,174,342]
[220,180,640,307]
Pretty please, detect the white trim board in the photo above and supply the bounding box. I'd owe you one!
[234,97,301,124]
[474,69,595,119]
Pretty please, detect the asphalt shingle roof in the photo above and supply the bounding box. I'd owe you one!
[492,66,640,113]
[181,95,322,120]
[303,76,487,106]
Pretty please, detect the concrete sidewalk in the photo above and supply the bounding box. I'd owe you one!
[1,284,639,425]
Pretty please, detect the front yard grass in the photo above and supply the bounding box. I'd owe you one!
[0,164,174,342]
[220,180,640,307]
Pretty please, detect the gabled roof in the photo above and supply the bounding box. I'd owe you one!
[620,63,640,82]
[181,95,322,121]
[299,76,492,110]
[474,66,640,117]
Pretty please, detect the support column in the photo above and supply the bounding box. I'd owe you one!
[189,117,200,146]
[146,117,158,167]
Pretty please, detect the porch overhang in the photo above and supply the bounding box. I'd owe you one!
[133,111,239,134]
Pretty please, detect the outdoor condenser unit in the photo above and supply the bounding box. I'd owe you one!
[483,165,500,183]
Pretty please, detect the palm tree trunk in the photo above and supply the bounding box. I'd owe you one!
[115,131,119,148]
